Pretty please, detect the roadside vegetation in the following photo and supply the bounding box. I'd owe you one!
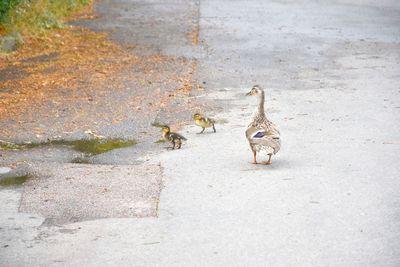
[0,0,90,36]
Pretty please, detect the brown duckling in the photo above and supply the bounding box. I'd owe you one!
[161,125,187,149]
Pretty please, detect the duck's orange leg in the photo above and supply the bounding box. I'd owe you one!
[262,154,272,165]
[251,151,258,164]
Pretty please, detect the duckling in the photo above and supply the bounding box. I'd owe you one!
[161,125,187,149]
[193,113,216,134]
[245,85,281,165]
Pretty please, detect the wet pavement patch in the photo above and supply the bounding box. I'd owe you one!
[0,138,137,156]
[0,175,30,187]
[0,167,12,175]
[55,139,138,156]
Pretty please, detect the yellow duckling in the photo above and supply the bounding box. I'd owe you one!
[193,113,216,134]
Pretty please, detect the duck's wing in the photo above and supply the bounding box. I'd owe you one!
[207,117,216,124]
[201,117,215,126]
[246,124,281,153]
[246,124,260,140]
[170,132,187,141]
[270,122,281,135]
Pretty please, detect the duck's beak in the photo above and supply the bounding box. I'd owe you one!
[246,91,252,96]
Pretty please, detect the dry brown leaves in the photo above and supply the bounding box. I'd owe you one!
[188,29,199,46]
[0,4,205,140]
[0,26,137,119]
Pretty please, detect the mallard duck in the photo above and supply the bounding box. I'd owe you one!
[161,125,187,149]
[245,85,281,164]
[193,113,216,134]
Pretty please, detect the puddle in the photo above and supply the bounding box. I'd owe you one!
[51,139,138,156]
[0,175,30,187]
[0,138,138,156]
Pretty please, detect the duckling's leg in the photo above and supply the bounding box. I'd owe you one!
[262,154,272,165]
[212,123,216,133]
[176,140,182,149]
[167,141,175,150]
[198,127,205,134]
[251,150,258,164]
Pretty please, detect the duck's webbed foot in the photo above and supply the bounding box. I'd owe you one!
[197,128,205,134]
[261,154,272,165]
[212,124,216,133]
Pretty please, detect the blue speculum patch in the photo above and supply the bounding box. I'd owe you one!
[253,131,265,138]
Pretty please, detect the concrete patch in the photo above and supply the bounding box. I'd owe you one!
[0,167,11,174]
[19,163,162,224]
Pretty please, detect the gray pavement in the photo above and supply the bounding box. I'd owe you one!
[20,163,162,224]
[76,0,203,57]
[1,0,400,266]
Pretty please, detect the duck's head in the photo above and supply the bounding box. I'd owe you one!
[161,126,170,134]
[246,85,263,96]
[193,113,203,120]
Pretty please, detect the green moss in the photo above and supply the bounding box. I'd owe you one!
[0,138,138,156]
[55,138,138,156]
[0,175,29,186]
[0,140,41,150]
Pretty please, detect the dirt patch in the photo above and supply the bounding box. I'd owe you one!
[0,27,138,120]
[0,66,29,82]
[0,23,209,142]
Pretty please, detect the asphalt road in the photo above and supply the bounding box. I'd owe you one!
[1,0,400,266]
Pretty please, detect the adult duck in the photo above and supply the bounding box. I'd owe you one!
[245,85,281,165]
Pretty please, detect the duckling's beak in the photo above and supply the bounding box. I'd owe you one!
[246,91,252,96]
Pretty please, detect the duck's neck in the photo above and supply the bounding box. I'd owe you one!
[162,130,169,138]
[257,90,265,115]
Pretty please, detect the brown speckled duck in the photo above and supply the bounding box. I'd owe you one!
[245,85,281,164]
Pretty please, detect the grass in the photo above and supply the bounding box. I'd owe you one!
[0,0,21,23]
[1,0,90,36]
